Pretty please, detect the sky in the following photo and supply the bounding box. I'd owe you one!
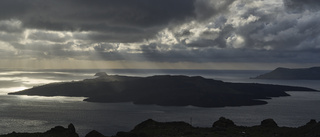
[0,0,320,70]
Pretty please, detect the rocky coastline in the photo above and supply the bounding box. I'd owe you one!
[1,118,320,137]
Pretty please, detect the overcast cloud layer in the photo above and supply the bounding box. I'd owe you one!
[0,0,320,69]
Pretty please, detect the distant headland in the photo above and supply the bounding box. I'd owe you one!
[9,72,316,108]
[254,67,320,80]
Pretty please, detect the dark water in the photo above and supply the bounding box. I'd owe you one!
[0,69,319,136]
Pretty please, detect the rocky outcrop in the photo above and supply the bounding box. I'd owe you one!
[85,130,106,137]
[94,72,108,78]
[212,117,236,128]
[260,119,278,128]
[44,123,78,137]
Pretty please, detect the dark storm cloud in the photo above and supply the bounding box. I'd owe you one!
[0,0,196,42]
[11,42,64,54]
[0,32,22,42]
[124,0,320,64]
[1,0,320,67]
[242,7,320,51]
[196,24,234,48]
[194,0,236,20]
[74,31,153,43]
[27,31,71,43]
[0,20,23,33]
[91,42,320,64]
[10,41,91,60]
[284,0,320,11]
[184,0,320,51]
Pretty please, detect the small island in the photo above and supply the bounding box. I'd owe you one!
[9,72,316,108]
[254,67,320,80]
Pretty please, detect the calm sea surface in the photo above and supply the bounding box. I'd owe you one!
[0,69,319,136]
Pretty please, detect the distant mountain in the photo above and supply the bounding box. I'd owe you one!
[9,73,316,108]
[254,67,320,80]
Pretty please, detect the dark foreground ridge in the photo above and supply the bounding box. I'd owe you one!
[9,72,316,107]
[254,66,320,80]
[2,118,320,137]
[0,123,79,137]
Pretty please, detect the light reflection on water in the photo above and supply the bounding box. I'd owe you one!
[15,95,86,102]
[0,70,96,94]
[0,87,29,95]
[0,118,48,129]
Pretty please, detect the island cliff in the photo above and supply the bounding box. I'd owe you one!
[9,72,316,108]
[254,67,320,80]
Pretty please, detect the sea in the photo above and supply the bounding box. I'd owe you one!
[0,69,319,136]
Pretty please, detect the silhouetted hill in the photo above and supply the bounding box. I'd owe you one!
[9,73,316,107]
[254,67,320,80]
[113,118,320,137]
[0,124,79,137]
[2,118,320,137]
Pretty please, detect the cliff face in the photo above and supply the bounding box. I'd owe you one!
[254,67,320,80]
[9,74,316,108]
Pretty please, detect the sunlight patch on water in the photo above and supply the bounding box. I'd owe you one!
[0,118,48,127]
[0,77,61,85]
[0,118,48,132]
[0,87,29,95]
[0,71,40,75]
[20,78,61,85]
[15,95,86,102]
[0,77,61,88]
[0,70,79,76]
